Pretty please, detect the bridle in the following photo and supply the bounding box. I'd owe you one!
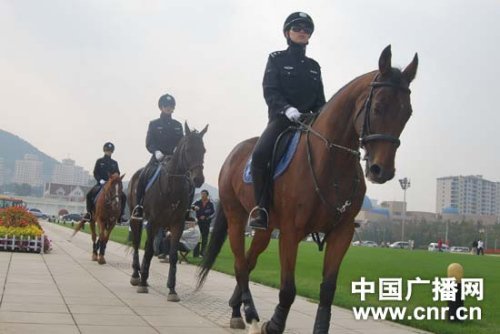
[357,73,411,149]
[296,72,411,227]
[157,136,205,195]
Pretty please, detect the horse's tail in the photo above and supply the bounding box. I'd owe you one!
[72,220,85,237]
[197,205,227,289]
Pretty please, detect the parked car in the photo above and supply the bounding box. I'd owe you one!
[27,208,48,219]
[449,246,470,253]
[428,243,450,252]
[62,213,82,222]
[352,240,378,247]
[389,241,410,249]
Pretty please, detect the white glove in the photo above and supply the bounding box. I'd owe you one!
[284,107,301,122]
[154,150,164,161]
[99,179,106,185]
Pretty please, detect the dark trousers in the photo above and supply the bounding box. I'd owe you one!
[136,156,159,206]
[86,184,101,213]
[193,220,210,257]
[251,116,292,208]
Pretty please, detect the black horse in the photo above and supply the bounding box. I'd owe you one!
[128,122,208,301]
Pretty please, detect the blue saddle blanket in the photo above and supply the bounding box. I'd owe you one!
[145,164,162,192]
[243,131,301,184]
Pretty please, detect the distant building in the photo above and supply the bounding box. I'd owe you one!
[51,158,92,186]
[43,183,92,202]
[12,154,43,186]
[436,175,500,216]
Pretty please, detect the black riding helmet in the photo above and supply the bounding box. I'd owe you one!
[103,142,115,152]
[158,93,176,109]
[283,12,315,35]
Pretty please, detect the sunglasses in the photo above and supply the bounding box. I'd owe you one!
[290,25,313,34]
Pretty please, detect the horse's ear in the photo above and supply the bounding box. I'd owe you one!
[378,45,392,76]
[120,173,125,180]
[402,53,418,83]
[199,124,209,137]
[184,121,191,135]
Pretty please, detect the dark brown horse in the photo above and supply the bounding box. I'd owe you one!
[128,123,207,301]
[74,173,125,264]
[198,46,418,333]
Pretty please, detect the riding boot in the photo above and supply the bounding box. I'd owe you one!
[131,170,147,221]
[83,190,93,222]
[248,166,270,230]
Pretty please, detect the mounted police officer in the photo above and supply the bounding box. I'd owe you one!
[131,93,184,220]
[249,12,326,230]
[83,142,126,221]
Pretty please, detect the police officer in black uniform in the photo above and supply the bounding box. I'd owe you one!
[131,93,184,220]
[83,142,126,221]
[249,12,326,230]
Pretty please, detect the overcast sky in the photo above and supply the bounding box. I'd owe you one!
[1,0,499,212]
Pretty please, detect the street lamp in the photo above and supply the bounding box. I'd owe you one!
[399,177,411,241]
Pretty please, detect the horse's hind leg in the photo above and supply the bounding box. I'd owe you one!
[313,221,354,334]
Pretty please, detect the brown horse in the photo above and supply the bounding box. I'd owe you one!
[128,123,208,301]
[198,46,418,333]
[74,173,125,264]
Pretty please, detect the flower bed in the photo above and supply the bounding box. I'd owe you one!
[0,206,51,253]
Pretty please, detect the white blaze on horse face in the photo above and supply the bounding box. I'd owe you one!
[115,184,120,204]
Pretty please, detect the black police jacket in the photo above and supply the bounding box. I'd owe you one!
[93,155,120,183]
[146,113,184,155]
[263,43,326,120]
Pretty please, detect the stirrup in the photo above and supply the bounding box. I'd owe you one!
[248,206,269,230]
[130,205,144,221]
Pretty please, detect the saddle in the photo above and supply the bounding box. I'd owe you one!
[243,127,300,184]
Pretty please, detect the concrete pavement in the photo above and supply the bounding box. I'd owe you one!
[0,221,431,333]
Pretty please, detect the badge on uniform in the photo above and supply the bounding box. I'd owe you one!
[284,66,294,70]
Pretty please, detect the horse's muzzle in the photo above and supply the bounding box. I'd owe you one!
[366,162,395,184]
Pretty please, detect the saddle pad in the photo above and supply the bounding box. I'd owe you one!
[145,164,162,192]
[243,130,301,184]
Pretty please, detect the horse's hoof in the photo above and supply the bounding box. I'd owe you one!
[137,286,149,293]
[98,256,106,265]
[130,277,140,286]
[260,321,269,334]
[248,320,261,334]
[167,293,180,302]
[91,254,98,261]
[230,317,246,329]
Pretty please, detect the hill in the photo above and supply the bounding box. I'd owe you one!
[0,129,60,182]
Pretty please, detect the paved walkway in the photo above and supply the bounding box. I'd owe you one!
[0,221,431,334]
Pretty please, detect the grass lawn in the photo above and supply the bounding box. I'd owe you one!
[52,221,498,334]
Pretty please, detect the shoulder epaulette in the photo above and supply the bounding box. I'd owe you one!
[270,50,285,58]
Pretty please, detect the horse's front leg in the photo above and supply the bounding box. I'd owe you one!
[313,220,354,334]
[90,221,98,261]
[97,221,107,265]
[166,228,182,302]
[137,225,155,293]
[261,232,299,334]
[130,221,142,286]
